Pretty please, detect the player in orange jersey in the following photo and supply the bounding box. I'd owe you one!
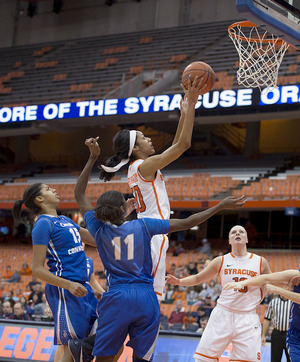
[166,225,272,362]
[100,76,205,301]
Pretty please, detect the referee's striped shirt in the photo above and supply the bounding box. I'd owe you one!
[264,296,291,332]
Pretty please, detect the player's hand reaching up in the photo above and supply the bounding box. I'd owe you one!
[125,198,136,217]
[219,195,247,210]
[85,137,101,160]
[68,282,88,297]
[165,274,180,285]
[181,75,205,105]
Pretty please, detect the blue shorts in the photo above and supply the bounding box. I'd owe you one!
[45,282,97,345]
[93,283,160,360]
[287,329,300,362]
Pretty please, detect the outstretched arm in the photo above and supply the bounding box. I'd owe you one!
[263,283,300,304]
[172,95,188,146]
[166,257,222,287]
[140,77,204,178]
[224,269,300,291]
[168,195,246,233]
[74,137,100,216]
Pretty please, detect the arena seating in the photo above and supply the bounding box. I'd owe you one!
[0,21,228,105]
[233,167,300,199]
[0,20,298,106]
[0,161,298,202]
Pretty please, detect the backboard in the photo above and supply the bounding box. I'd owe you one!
[236,0,300,47]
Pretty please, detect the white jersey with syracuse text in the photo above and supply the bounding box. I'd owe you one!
[128,159,170,220]
[217,252,264,313]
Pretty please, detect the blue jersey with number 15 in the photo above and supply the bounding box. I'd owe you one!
[84,210,170,286]
[32,215,88,282]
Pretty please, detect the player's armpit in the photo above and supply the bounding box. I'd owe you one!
[261,257,271,275]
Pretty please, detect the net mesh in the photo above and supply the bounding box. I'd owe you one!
[228,22,290,92]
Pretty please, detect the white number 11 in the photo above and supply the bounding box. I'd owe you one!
[111,234,134,260]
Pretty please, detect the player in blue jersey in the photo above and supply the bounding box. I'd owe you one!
[60,255,105,362]
[67,255,105,361]
[73,136,246,362]
[224,269,300,362]
[13,185,99,362]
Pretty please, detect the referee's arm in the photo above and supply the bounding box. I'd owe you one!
[262,318,271,345]
[262,300,273,345]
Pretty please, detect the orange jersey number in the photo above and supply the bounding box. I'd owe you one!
[132,185,146,213]
[232,277,248,293]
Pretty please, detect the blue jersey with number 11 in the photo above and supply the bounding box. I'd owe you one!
[84,210,170,286]
[32,215,88,282]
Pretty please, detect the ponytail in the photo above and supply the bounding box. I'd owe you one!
[12,183,43,224]
[12,199,25,224]
[99,129,136,182]
[99,155,124,182]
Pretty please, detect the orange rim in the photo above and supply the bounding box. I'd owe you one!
[228,21,286,45]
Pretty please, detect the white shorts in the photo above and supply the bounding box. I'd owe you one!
[151,234,169,300]
[194,305,261,362]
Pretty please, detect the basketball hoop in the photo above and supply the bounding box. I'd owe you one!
[228,21,290,92]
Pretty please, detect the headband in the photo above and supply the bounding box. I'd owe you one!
[101,130,137,173]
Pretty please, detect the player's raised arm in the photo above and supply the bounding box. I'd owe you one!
[74,137,100,216]
[139,77,203,178]
[168,195,246,233]
[171,97,186,146]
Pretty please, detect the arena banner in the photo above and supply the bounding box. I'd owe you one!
[0,324,56,361]
[0,84,299,124]
[0,323,284,362]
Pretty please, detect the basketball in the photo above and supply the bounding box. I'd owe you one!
[181,61,216,95]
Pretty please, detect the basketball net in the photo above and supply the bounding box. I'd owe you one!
[228,21,290,92]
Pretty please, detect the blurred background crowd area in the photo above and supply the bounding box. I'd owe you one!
[0,237,297,339]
